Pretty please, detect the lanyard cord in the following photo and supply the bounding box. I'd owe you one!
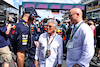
[46,33,56,50]
[69,22,84,40]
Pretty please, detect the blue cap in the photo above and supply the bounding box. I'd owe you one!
[24,7,41,18]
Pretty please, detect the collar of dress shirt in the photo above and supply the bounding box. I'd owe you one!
[46,31,56,39]
[75,20,83,28]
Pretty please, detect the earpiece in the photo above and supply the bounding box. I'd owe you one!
[29,14,34,21]
[29,11,34,21]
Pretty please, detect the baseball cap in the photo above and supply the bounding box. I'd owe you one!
[24,7,41,18]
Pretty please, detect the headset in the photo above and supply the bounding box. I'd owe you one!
[29,10,36,21]
[29,14,34,21]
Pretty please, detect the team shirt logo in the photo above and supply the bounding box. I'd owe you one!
[22,35,28,45]
[56,29,63,35]
[31,27,34,32]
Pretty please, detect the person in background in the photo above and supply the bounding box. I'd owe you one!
[84,19,88,24]
[95,22,99,27]
[30,18,39,42]
[88,20,96,37]
[43,23,48,33]
[27,9,40,67]
[96,23,100,65]
[39,20,44,34]
[66,8,94,67]
[56,20,66,54]
[34,19,63,67]
[66,21,73,43]
[56,20,65,38]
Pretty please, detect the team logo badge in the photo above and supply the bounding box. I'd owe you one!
[22,35,28,45]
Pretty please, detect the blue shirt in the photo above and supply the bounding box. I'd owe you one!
[11,19,30,53]
[40,23,44,33]
[12,19,36,60]
[0,26,10,48]
[30,24,38,41]
[56,26,65,37]
[66,21,94,67]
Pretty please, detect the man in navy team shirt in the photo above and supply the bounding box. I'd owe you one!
[11,7,40,67]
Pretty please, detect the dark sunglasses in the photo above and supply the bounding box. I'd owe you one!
[47,25,52,28]
[69,13,77,17]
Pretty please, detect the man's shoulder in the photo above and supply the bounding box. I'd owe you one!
[16,22,28,29]
[80,23,91,30]
[41,32,46,35]
[56,34,63,40]
[80,23,93,34]
[16,21,24,27]
[39,32,47,37]
[39,32,47,42]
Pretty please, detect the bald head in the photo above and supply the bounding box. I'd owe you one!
[70,8,82,15]
[69,8,83,24]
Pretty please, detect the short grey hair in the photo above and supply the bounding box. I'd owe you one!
[47,19,58,28]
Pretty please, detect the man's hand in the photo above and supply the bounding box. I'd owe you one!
[57,64,61,67]
[34,60,38,67]
[73,63,80,67]
[34,41,39,47]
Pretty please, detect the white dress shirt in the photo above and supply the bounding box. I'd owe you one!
[35,32,63,67]
[66,21,94,67]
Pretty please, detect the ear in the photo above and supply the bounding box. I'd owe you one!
[54,27,57,30]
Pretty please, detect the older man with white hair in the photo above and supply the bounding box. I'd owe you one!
[34,19,63,67]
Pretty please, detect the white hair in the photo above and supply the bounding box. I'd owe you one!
[47,19,58,28]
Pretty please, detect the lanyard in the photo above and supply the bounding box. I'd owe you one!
[69,22,84,40]
[46,33,56,50]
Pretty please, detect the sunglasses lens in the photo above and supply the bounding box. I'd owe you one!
[47,25,52,28]
[49,26,52,28]
[69,15,70,16]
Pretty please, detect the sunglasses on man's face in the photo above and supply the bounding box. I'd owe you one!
[47,25,53,28]
[69,13,77,17]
